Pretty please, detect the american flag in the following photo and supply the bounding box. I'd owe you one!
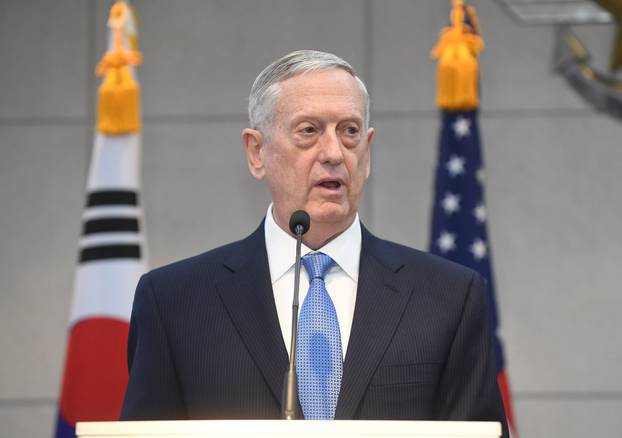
[429,109,516,433]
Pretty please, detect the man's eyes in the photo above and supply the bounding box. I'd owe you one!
[295,124,360,136]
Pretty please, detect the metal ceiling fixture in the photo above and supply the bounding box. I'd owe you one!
[496,0,613,24]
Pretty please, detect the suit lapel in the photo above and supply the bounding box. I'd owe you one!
[216,224,289,406]
[214,222,415,417]
[335,227,414,419]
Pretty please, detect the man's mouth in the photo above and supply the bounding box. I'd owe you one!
[318,180,342,189]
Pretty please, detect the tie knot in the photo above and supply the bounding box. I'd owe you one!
[302,252,335,280]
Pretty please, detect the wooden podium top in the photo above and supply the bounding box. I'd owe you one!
[77,419,502,438]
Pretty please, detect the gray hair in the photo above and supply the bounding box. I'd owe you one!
[248,50,370,136]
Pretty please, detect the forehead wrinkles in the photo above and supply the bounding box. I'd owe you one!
[274,72,365,125]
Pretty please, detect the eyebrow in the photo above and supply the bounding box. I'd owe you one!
[290,114,363,127]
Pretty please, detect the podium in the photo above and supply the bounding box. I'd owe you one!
[77,420,502,438]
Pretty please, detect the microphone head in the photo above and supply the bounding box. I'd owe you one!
[289,210,310,235]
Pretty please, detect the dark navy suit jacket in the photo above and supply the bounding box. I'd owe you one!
[121,222,508,436]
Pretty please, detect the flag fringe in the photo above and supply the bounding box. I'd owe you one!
[431,0,484,110]
[96,1,142,135]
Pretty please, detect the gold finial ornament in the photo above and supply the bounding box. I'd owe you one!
[431,0,484,110]
[96,0,142,135]
[591,0,622,72]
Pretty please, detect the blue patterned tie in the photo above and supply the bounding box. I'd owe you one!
[296,252,343,420]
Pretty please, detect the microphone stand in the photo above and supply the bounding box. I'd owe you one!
[282,223,304,420]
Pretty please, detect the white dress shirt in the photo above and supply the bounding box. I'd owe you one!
[264,204,361,360]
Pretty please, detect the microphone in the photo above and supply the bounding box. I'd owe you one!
[289,210,311,236]
[282,210,310,420]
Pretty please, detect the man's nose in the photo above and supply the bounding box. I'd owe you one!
[318,129,344,165]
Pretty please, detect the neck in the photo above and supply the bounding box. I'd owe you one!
[271,208,355,250]
[301,221,350,250]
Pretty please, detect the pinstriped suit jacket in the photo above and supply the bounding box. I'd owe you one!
[121,222,508,437]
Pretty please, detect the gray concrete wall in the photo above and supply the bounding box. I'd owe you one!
[1,1,621,436]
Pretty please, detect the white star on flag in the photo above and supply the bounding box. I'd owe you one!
[476,168,485,185]
[445,155,466,177]
[452,116,471,138]
[473,203,487,223]
[437,231,456,253]
[470,238,488,260]
[441,192,461,215]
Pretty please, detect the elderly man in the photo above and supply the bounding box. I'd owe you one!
[121,50,508,435]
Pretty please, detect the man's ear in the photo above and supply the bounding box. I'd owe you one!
[242,128,266,180]
[364,127,375,179]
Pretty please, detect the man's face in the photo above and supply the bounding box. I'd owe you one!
[245,69,374,238]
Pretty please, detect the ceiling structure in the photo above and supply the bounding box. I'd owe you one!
[496,0,613,24]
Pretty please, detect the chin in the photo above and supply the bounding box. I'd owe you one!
[308,202,352,226]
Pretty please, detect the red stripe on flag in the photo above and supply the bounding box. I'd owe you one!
[59,318,129,426]
[497,370,517,436]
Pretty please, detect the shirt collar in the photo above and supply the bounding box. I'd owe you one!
[264,203,361,283]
